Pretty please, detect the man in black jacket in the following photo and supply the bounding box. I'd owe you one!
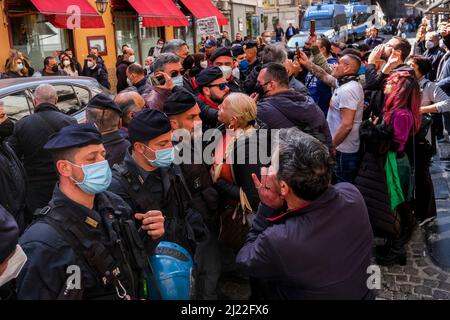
[364,36,413,118]
[116,47,135,93]
[255,63,332,150]
[9,84,77,214]
[0,103,28,231]
[126,63,151,95]
[82,54,111,89]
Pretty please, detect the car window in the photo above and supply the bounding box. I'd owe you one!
[53,85,83,115]
[0,91,32,121]
[73,85,91,108]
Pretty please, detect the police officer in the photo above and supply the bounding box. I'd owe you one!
[16,124,165,300]
[109,109,208,257]
[195,67,230,130]
[164,89,221,299]
[85,93,130,167]
[210,47,242,93]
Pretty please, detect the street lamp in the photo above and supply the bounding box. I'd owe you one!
[95,0,109,15]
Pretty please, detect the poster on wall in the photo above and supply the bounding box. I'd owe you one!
[196,16,220,38]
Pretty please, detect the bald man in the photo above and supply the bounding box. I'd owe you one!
[114,91,145,139]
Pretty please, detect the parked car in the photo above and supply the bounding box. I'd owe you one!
[0,76,111,123]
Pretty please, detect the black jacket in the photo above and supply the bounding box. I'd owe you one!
[242,60,262,94]
[82,64,110,89]
[236,184,374,300]
[116,60,132,93]
[423,46,445,81]
[8,103,77,211]
[257,90,332,149]
[364,64,414,119]
[17,186,153,300]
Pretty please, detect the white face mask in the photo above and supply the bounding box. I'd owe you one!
[440,39,447,50]
[63,60,71,67]
[265,37,272,44]
[128,55,136,63]
[200,60,208,69]
[426,40,435,50]
[87,61,95,69]
[232,67,240,80]
[127,78,133,87]
[0,245,27,287]
[219,65,233,80]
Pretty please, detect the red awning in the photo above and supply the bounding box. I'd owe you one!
[126,0,189,27]
[30,0,105,29]
[179,0,228,26]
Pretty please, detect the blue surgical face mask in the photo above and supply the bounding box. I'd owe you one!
[17,63,24,71]
[172,75,184,87]
[239,60,249,72]
[70,160,112,195]
[143,145,175,168]
[358,65,366,76]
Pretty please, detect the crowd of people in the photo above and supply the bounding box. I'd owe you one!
[1,19,450,300]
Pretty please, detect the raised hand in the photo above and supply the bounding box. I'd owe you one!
[252,167,284,210]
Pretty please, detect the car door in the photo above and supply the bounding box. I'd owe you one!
[0,90,33,122]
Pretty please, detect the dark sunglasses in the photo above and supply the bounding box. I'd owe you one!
[170,70,182,77]
[206,83,229,90]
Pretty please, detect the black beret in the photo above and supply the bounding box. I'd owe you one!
[231,45,245,58]
[339,48,362,59]
[0,206,19,263]
[195,67,224,87]
[244,41,257,49]
[87,93,122,115]
[128,109,171,142]
[44,123,103,151]
[210,47,233,62]
[164,87,197,116]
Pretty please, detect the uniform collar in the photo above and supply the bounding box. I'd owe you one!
[35,103,59,113]
[102,130,125,145]
[124,147,161,183]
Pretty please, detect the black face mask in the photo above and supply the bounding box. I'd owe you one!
[255,83,267,97]
[0,118,14,140]
[51,65,59,73]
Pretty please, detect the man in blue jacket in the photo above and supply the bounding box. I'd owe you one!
[236,128,374,300]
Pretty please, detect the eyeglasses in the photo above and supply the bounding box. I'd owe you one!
[206,83,229,90]
[170,70,182,77]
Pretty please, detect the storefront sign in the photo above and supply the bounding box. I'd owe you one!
[196,16,220,37]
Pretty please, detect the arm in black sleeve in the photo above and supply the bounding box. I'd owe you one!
[197,99,219,126]
[99,68,111,90]
[214,178,240,201]
[364,64,387,91]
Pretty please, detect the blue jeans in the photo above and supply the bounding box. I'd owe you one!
[335,151,360,183]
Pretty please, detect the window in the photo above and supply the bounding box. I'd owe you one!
[115,14,141,64]
[53,85,84,116]
[10,13,72,72]
[1,91,32,121]
[141,27,164,59]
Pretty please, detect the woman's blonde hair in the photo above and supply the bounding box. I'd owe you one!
[224,93,257,128]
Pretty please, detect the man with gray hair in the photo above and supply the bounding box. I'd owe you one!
[424,31,445,82]
[9,84,77,215]
[161,39,190,63]
[236,128,374,300]
[145,53,183,111]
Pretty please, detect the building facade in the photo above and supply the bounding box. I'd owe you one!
[0,0,228,78]
[263,0,311,32]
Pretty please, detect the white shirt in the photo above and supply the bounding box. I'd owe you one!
[327,80,364,153]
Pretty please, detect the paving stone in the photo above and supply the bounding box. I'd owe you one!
[423,279,439,288]
[377,290,393,300]
[400,284,412,294]
[404,266,420,276]
[437,273,449,282]
[414,286,432,296]
[409,276,422,284]
[423,267,440,277]
[415,259,428,267]
[433,290,450,300]
[396,275,408,282]
[393,292,406,300]
[438,282,450,291]
[388,265,405,274]
[407,294,421,300]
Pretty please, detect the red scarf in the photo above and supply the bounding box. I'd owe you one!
[198,93,219,109]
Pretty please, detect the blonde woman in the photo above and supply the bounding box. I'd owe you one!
[4,54,28,78]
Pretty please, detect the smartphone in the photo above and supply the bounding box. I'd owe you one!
[310,20,316,37]
[151,74,166,86]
